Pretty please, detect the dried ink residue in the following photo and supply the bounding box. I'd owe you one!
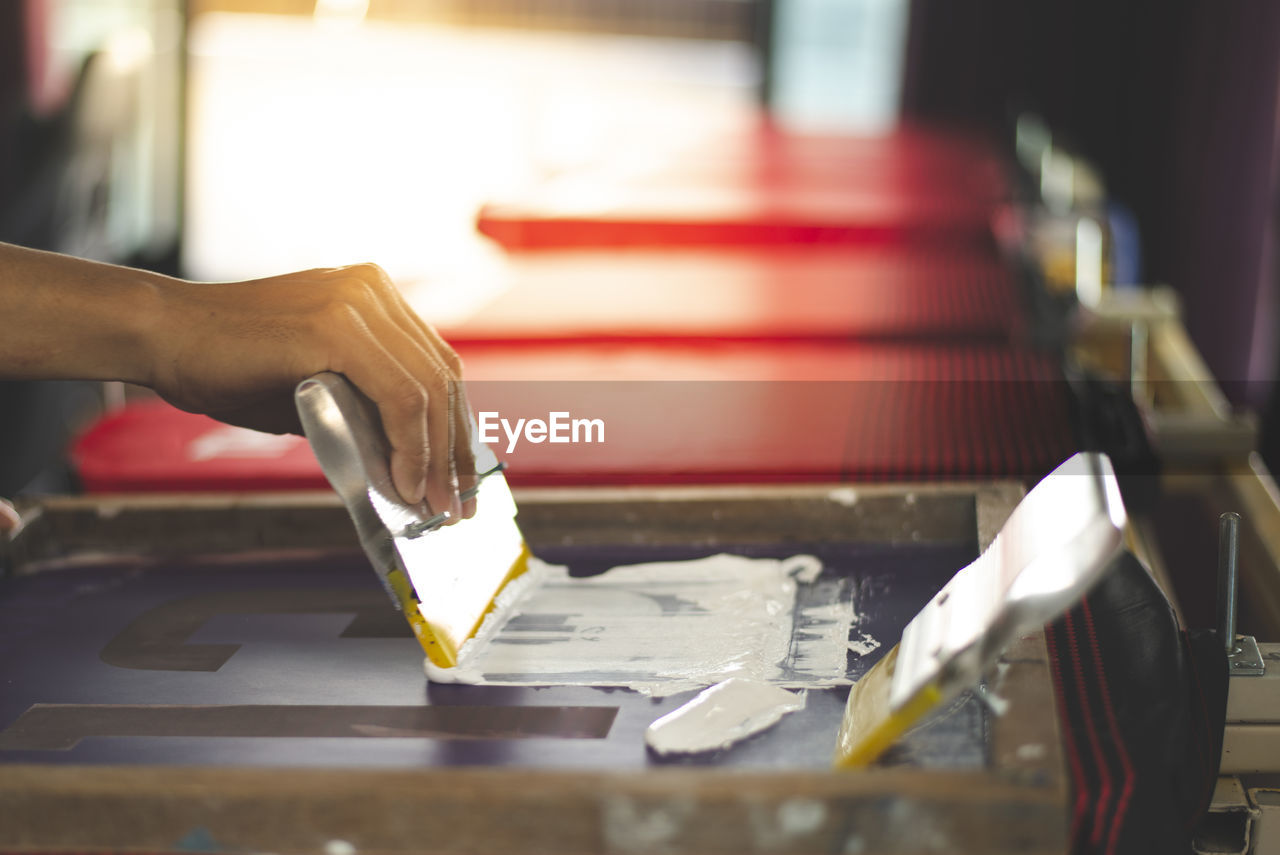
[848,632,882,657]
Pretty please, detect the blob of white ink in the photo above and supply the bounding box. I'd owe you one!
[644,678,806,755]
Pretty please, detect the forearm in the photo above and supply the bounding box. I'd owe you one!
[0,244,473,514]
[0,242,168,385]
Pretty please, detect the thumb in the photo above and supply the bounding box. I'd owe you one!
[0,499,22,539]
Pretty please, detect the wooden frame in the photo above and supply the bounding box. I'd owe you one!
[1,482,1067,854]
[1071,287,1256,461]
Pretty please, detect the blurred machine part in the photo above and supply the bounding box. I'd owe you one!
[0,0,185,497]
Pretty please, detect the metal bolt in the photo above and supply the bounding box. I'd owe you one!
[1219,512,1241,656]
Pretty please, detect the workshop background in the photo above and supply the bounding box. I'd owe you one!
[4,0,1279,604]
[3,1,1280,853]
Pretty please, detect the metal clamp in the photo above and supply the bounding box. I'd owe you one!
[399,462,509,539]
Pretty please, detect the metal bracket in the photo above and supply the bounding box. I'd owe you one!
[1220,512,1264,677]
[1230,635,1266,677]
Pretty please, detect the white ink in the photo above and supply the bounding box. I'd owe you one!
[827,488,860,507]
[425,553,854,697]
[848,632,881,657]
[645,679,806,755]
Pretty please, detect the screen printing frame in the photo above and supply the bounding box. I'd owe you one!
[1,482,1066,854]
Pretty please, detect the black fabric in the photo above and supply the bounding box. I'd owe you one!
[1045,552,1227,855]
[1065,367,1162,515]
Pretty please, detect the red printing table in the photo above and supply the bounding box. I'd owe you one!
[436,246,1021,344]
[477,121,1007,250]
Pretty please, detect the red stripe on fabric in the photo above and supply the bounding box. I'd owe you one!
[1046,621,1090,844]
[1064,612,1115,848]
[1081,600,1135,855]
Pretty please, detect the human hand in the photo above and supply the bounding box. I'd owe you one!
[145,264,476,520]
[0,499,21,539]
[0,245,472,520]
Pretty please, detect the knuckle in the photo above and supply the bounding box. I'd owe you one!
[428,363,454,392]
[319,299,364,335]
[389,377,429,417]
[322,277,380,320]
[354,262,393,292]
[358,279,383,311]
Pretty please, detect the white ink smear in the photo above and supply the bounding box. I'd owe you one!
[425,553,855,697]
[1016,743,1047,761]
[749,798,829,849]
[848,632,881,657]
[602,796,694,853]
[826,487,860,507]
[791,560,823,585]
[645,678,806,755]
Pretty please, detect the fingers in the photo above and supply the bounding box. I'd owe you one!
[451,380,479,520]
[380,282,478,520]
[329,308,448,514]
[324,265,471,519]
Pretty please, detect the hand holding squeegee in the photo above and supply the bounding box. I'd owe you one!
[296,370,1129,757]
[296,372,530,669]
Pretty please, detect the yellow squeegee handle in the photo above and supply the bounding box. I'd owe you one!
[834,645,944,769]
[384,544,533,670]
[384,567,442,661]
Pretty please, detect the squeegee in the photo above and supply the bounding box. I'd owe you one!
[296,372,530,669]
[836,452,1128,767]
